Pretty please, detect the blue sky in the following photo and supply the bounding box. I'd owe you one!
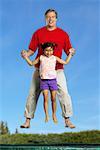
[0,0,99,134]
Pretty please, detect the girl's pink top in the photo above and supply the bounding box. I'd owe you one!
[39,55,56,79]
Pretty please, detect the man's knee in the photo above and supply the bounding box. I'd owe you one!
[59,90,69,97]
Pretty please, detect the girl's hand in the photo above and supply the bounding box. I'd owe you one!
[69,48,75,56]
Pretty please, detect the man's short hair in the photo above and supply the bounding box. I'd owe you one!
[45,9,58,18]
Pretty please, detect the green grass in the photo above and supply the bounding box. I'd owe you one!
[0,130,100,145]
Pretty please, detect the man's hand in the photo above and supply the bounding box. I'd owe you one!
[21,49,34,59]
[21,50,28,59]
[69,48,76,56]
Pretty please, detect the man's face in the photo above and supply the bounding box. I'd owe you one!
[45,12,57,27]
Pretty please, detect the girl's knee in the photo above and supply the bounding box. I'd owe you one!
[51,98,56,102]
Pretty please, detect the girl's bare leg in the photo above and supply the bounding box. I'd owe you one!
[51,90,58,123]
[43,90,49,122]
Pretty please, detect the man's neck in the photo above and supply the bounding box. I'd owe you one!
[46,25,57,31]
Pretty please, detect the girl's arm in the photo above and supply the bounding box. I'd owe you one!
[56,56,66,65]
[65,53,73,64]
[56,53,73,65]
[24,56,40,66]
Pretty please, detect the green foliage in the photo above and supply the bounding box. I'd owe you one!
[15,128,19,134]
[0,121,10,135]
[0,130,100,144]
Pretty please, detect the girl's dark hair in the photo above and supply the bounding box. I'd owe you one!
[41,42,57,50]
[45,9,58,18]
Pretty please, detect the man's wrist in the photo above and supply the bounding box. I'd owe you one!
[27,49,34,57]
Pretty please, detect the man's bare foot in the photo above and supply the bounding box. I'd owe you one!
[20,118,30,128]
[65,118,75,129]
[20,123,30,128]
[52,115,58,124]
[45,116,49,122]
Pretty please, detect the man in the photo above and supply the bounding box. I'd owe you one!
[20,9,75,129]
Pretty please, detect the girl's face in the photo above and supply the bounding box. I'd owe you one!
[44,47,53,57]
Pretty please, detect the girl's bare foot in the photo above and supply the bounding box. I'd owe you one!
[52,115,58,123]
[45,115,49,122]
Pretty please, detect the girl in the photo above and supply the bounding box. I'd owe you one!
[23,42,73,123]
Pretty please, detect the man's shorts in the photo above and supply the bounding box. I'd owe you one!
[40,79,58,91]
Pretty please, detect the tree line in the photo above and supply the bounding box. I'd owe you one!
[0,121,10,135]
[0,121,18,135]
